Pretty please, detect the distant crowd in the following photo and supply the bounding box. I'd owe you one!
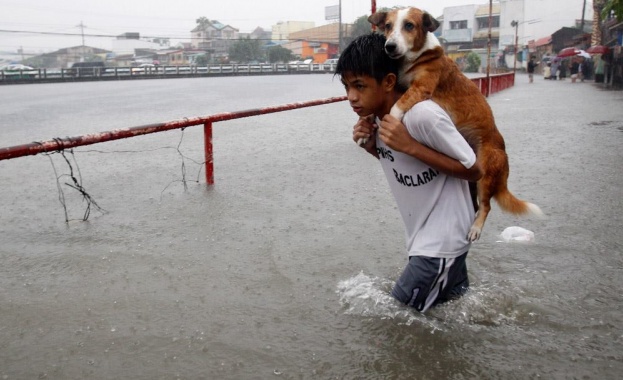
[539,55,605,83]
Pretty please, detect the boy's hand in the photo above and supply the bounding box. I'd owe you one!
[378,114,415,154]
[353,115,377,152]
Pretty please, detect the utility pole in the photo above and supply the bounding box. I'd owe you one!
[485,0,492,97]
[511,20,519,73]
[371,0,377,31]
[580,0,587,32]
[338,0,342,54]
[77,21,86,62]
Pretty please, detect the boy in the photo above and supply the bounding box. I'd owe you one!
[336,33,482,312]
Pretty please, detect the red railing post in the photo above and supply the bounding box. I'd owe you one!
[204,122,214,185]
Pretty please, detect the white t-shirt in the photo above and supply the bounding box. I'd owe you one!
[376,100,476,258]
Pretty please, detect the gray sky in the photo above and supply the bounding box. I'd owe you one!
[0,0,489,55]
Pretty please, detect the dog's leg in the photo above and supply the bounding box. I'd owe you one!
[391,67,440,121]
[389,104,406,120]
[467,144,504,241]
[468,174,493,242]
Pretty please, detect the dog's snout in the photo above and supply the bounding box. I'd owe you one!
[385,42,397,54]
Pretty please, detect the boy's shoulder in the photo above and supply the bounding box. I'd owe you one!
[404,100,448,121]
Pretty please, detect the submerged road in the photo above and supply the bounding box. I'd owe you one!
[0,73,622,379]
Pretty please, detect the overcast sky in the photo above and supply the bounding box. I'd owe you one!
[0,0,489,55]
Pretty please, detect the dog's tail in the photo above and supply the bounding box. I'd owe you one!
[494,188,544,217]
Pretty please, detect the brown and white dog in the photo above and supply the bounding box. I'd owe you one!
[369,7,543,241]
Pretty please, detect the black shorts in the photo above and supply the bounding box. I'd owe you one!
[391,251,469,312]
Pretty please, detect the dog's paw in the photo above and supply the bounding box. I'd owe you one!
[389,105,405,120]
[467,226,481,242]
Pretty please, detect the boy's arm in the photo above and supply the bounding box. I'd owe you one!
[377,114,482,182]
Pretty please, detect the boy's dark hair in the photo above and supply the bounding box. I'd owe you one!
[335,32,401,84]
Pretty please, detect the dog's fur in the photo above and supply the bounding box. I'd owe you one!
[369,7,543,241]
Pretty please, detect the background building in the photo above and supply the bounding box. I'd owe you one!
[191,19,239,62]
[111,33,170,56]
[285,23,350,62]
[438,0,593,71]
[498,0,593,68]
[441,3,500,70]
[272,21,315,42]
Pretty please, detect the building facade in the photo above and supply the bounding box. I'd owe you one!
[285,23,350,62]
[111,33,170,56]
[191,20,239,61]
[440,3,500,70]
[438,0,593,70]
[272,21,315,42]
[498,0,593,68]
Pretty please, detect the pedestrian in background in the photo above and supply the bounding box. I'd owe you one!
[594,54,605,83]
[550,59,560,80]
[543,62,551,79]
[570,58,580,83]
[559,59,568,80]
[527,56,538,83]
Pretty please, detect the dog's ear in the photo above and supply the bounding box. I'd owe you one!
[368,12,387,30]
[422,13,440,33]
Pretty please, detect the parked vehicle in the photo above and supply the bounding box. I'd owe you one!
[131,63,156,74]
[66,61,106,77]
[323,58,339,71]
[1,64,38,78]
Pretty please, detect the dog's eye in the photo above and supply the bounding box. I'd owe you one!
[384,22,392,31]
[404,22,415,31]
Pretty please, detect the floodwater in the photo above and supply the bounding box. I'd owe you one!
[1,74,622,379]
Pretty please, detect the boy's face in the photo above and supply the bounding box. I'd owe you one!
[340,72,388,118]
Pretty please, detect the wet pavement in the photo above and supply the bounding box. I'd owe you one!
[0,73,622,379]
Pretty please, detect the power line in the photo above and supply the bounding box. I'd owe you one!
[0,29,148,39]
[0,28,339,42]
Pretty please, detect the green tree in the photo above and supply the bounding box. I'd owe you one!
[267,45,294,63]
[350,7,398,39]
[465,52,481,73]
[194,54,209,66]
[196,17,211,29]
[229,37,264,63]
[602,0,623,20]
[351,15,373,38]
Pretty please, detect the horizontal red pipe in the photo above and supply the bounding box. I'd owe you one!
[0,96,347,161]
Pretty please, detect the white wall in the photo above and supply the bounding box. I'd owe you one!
[271,21,315,42]
[442,4,481,41]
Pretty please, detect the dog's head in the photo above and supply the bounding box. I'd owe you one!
[368,7,440,60]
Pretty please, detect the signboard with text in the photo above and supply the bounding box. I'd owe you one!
[325,5,339,21]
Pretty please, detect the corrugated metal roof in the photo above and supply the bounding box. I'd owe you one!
[535,36,553,46]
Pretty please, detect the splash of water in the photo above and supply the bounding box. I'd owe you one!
[336,271,444,330]
[336,272,537,330]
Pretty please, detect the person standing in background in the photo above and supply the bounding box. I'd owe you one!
[550,59,560,80]
[570,58,580,83]
[594,54,605,83]
[543,62,551,80]
[559,59,568,80]
[527,56,538,83]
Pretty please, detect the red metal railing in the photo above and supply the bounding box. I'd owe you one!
[0,96,347,184]
[471,72,515,96]
[0,73,517,185]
